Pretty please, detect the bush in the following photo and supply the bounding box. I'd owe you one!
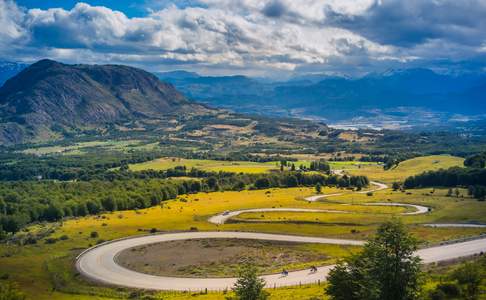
[44,238,58,244]
[429,289,446,300]
[59,235,69,240]
[90,231,99,238]
[436,282,460,297]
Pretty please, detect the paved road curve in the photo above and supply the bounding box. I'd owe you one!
[76,231,486,291]
[304,180,388,202]
[208,202,429,225]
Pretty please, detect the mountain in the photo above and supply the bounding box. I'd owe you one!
[0,61,28,86]
[0,59,203,144]
[161,68,486,127]
[157,70,200,80]
[156,74,274,108]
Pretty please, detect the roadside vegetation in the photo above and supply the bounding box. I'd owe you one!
[0,137,485,300]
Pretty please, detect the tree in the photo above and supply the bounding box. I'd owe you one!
[464,152,486,168]
[101,196,117,211]
[232,264,268,300]
[315,183,322,194]
[285,175,298,187]
[254,178,270,189]
[451,262,482,300]
[327,219,422,300]
[207,177,219,191]
[43,203,64,221]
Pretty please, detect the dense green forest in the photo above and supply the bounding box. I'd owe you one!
[0,170,368,236]
[404,167,486,200]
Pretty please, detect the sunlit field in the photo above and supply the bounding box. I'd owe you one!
[129,157,280,173]
[345,155,464,183]
[0,155,484,300]
[2,184,486,299]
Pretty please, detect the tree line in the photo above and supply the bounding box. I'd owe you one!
[0,170,369,236]
[403,167,486,200]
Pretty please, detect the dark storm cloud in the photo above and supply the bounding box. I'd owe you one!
[262,0,286,18]
[324,0,486,47]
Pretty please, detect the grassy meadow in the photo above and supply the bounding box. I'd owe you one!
[345,155,464,183]
[0,154,484,300]
[129,157,281,173]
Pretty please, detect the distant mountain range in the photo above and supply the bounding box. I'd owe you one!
[0,60,203,144]
[1,61,484,140]
[0,61,28,86]
[158,68,486,129]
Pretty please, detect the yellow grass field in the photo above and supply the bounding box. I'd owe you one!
[129,157,280,173]
[0,155,481,300]
[2,182,486,300]
[345,155,464,183]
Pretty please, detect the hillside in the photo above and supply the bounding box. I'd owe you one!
[0,60,205,144]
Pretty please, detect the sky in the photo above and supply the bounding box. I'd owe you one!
[1,0,486,77]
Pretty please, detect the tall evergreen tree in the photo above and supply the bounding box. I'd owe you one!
[327,219,422,300]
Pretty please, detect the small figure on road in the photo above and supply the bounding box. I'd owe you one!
[281,269,288,276]
[310,266,317,273]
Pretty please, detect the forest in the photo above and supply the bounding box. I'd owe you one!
[0,169,368,236]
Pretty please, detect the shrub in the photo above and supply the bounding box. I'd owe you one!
[90,231,99,238]
[59,235,69,240]
[44,238,58,244]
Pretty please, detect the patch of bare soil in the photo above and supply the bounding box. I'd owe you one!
[116,238,329,278]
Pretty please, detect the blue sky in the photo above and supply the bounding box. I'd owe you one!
[15,1,146,17]
[1,0,486,77]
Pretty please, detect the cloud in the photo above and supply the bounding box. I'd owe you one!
[262,1,286,18]
[1,0,485,76]
[324,0,486,48]
[0,0,27,43]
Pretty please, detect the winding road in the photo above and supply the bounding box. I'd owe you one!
[304,180,388,202]
[208,202,429,225]
[76,180,486,291]
[76,231,486,291]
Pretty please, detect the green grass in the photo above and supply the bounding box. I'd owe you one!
[21,140,156,155]
[345,155,464,183]
[129,157,280,173]
[0,154,483,300]
[2,185,486,300]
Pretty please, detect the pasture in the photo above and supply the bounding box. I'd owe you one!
[0,154,483,300]
[345,155,464,183]
[1,184,486,299]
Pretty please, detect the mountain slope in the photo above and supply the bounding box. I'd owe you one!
[0,59,201,144]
